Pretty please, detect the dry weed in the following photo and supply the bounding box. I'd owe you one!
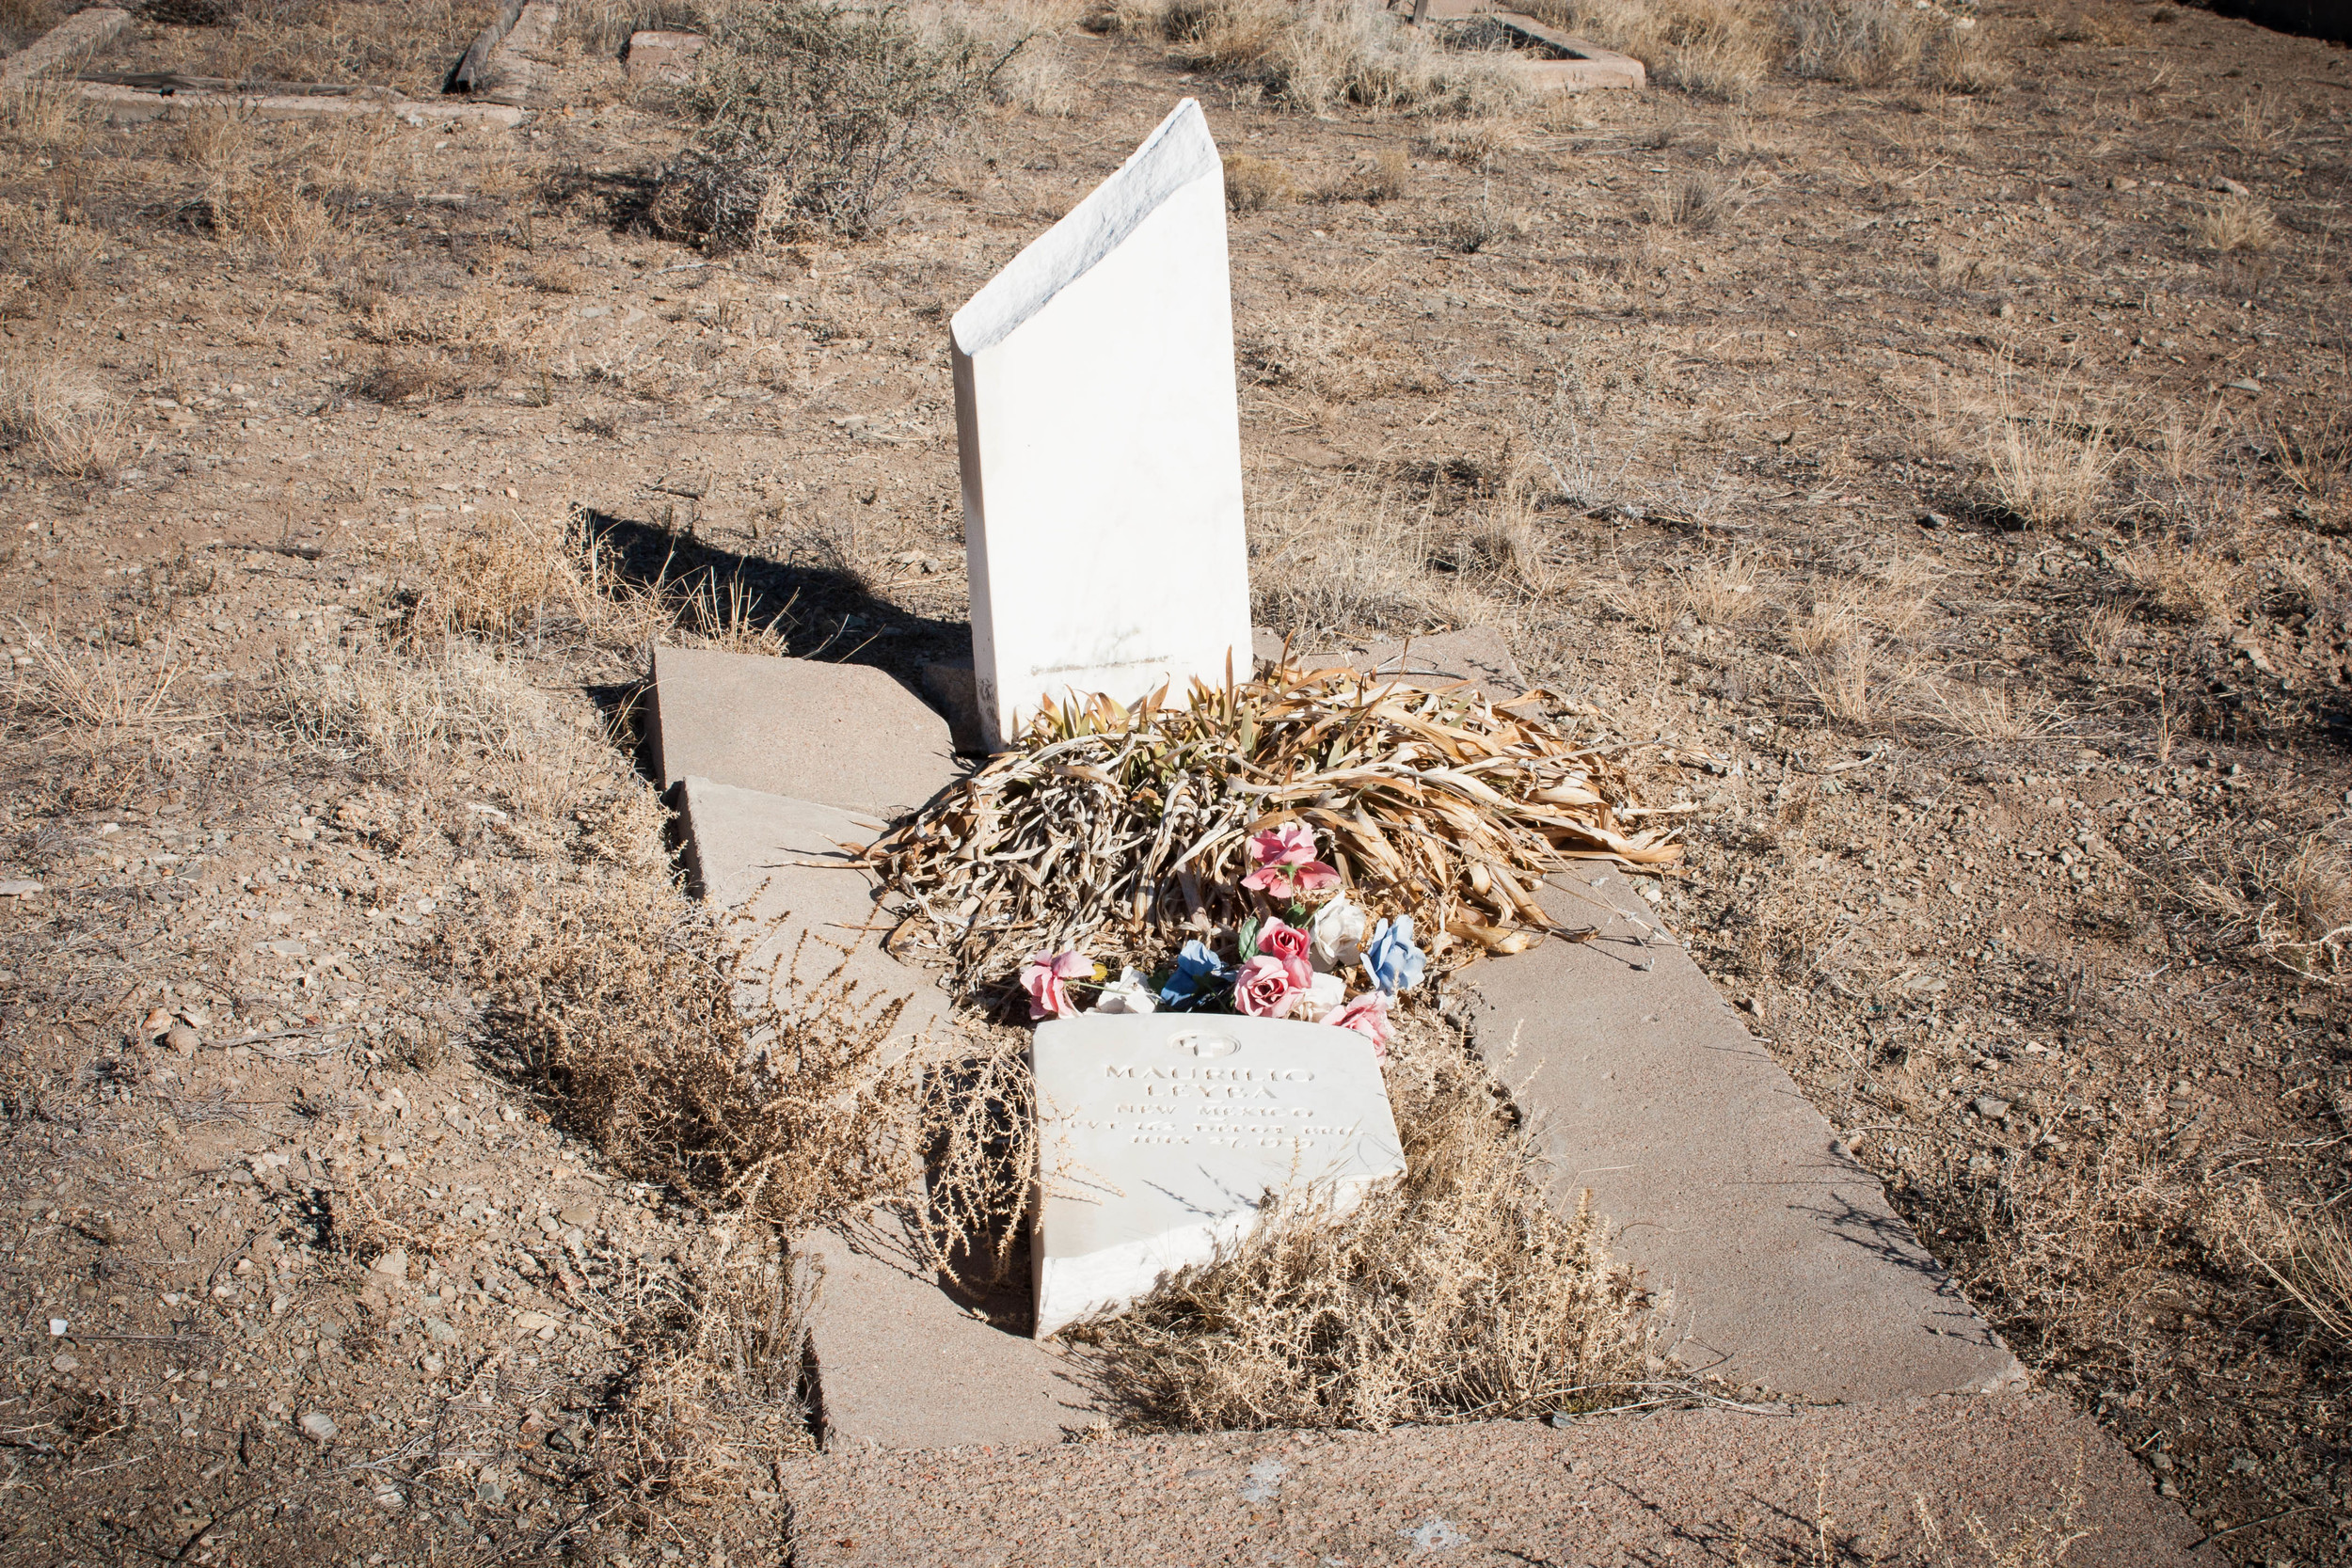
[1222,151,1295,212]
[1135,0,1526,118]
[0,79,80,148]
[1248,480,1453,636]
[2108,537,2241,626]
[1085,1037,1649,1430]
[1933,681,2073,744]
[1675,548,1766,626]
[2233,1187,2352,1344]
[0,201,103,302]
[0,354,122,479]
[472,876,929,1229]
[1519,0,1772,101]
[608,1232,820,1495]
[1784,0,2001,93]
[1800,627,1914,728]
[7,641,186,735]
[2175,828,2352,983]
[1242,303,1444,401]
[1979,388,2118,530]
[992,32,1083,115]
[2190,192,2278,255]
[1642,170,1727,230]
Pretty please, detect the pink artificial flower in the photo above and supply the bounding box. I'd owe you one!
[1243,821,1341,899]
[1256,917,1313,989]
[1019,950,1093,1021]
[1327,990,1393,1058]
[1248,822,1321,869]
[1232,954,1302,1019]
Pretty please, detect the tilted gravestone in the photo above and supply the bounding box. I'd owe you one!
[949,99,1254,752]
[1030,1013,1405,1338]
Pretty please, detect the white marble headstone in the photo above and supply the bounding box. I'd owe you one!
[1029,1013,1405,1338]
[950,99,1254,752]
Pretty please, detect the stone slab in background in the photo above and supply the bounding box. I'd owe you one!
[1255,626,1530,703]
[0,8,128,89]
[649,644,963,818]
[623,28,705,84]
[1459,867,2025,1402]
[952,99,1253,750]
[674,776,951,1047]
[1030,1014,1404,1338]
[799,1213,1101,1449]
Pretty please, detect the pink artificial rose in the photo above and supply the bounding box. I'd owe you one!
[1327,991,1393,1058]
[1256,917,1313,988]
[1248,822,1320,869]
[1019,950,1093,1021]
[1241,823,1343,899]
[1232,954,1302,1019]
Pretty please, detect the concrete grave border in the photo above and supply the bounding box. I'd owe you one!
[1404,0,1646,91]
[0,3,532,124]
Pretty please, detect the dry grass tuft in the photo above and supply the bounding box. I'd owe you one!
[2233,1188,2352,1344]
[1675,548,1766,626]
[2176,828,2352,984]
[1084,1039,1649,1430]
[1979,391,2119,530]
[348,353,470,406]
[1642,170,1727,230]
[1933,682,2073,744]
[2107,537,2242,627]
[471,879,928,1229]
[608,1232,821,1493]
[8,641,186,736]
[2190,192,2279,255]
[1243,305,1445,401]
[1783,0,2003,93]
[0,79,81,149]
[1222,151,1295,212]
[658,0,1019,245]
[0,354,123,479]
[1518,0,1772,100]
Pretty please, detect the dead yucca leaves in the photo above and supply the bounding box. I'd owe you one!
[872,663,1685,995]
[1085,1046,1649,1431]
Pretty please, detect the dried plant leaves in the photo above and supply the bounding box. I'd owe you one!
[870,663,1686,995]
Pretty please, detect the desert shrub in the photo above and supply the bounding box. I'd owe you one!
[471,880,930,1227]
[653,0,1022,245]
[1085,1038,1650,1430]
[1222,151,1295,212]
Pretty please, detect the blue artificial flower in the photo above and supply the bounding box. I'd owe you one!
[1364,916,1425,995]
[1158,939,1231,1009]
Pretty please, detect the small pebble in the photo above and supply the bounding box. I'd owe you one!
[372,1247,409,1278]
[301,1411,339,1441]
[165,1023,201,1055]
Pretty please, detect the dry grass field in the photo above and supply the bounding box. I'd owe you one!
[2,0,2350,1562]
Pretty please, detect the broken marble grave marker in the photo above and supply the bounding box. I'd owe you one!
[1029,1013,1404,1338]
[949,98,1253,752]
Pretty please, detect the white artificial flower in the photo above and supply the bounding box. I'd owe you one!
[1290,971,1346,1022]
[1092,967,1159,1014]
[1310,897,1366,974]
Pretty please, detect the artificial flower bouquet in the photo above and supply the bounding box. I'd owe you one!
[1016,822,1424,1055]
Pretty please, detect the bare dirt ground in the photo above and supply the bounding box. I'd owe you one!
[3,0,2350,1563]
